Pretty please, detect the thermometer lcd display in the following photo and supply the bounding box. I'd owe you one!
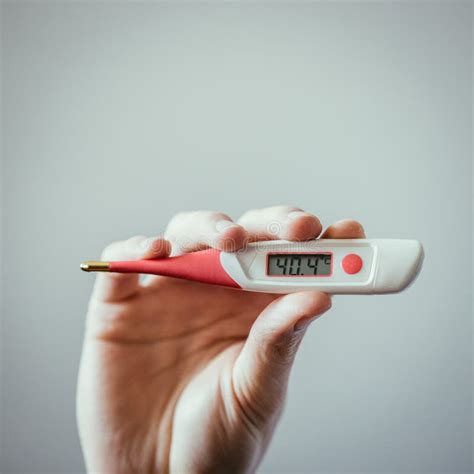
[267,254,332,276]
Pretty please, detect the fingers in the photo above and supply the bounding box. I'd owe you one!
[231,291,331,424]
[164,206,323,256]
[92,236,171,302]
[238,205,322,242]
[321,219,366,239]
[165,211,247,255]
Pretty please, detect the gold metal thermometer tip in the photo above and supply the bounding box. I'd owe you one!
[80,261,110,272]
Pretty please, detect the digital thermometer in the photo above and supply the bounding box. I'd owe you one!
[81,239,423,294]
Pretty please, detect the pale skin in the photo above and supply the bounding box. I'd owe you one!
[77,205,366,473]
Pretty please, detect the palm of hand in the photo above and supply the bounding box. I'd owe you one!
[80,277,276,472]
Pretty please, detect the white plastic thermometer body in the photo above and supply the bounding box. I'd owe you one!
[220,239,423,294]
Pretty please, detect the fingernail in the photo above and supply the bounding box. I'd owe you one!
[294,299,332,331]
[215,220,239,233]
[287,211,311,220]
[294,315,319,332]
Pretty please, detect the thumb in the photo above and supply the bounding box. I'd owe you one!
[232,291,331,423]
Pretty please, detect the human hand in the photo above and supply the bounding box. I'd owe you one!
[77,206,365,473]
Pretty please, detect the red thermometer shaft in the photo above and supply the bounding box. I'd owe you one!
[81,248,240,289]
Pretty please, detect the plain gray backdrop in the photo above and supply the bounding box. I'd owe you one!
[1,1,472,473]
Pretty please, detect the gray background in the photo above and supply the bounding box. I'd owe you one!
[1,1,472,473]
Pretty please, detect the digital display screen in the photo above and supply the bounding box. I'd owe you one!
[267,254,332,276]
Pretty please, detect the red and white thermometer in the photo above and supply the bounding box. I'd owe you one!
[81,239,423,294]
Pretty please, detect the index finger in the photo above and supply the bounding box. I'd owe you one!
[165,210,248,255]
[237,205,322,242]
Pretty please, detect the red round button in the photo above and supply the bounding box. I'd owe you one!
[342,254,363,274]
